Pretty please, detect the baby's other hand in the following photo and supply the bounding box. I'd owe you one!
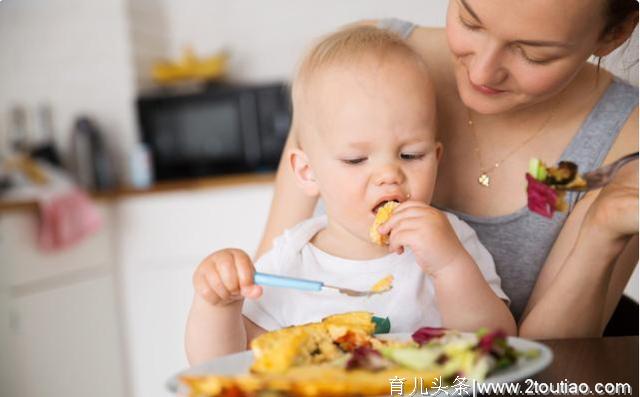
[192,248,262,307]
[378,201,467,276]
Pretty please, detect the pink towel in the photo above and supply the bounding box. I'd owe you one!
[37,189,102,251]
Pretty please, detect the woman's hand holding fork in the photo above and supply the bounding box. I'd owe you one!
[585,157,638,241]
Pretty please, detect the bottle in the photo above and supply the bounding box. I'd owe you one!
[30,103,61,166]
[9,105,29,152]
[70,116,115,191]
[128,142,153,189]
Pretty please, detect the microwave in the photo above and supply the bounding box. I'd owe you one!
[136,82,291,181]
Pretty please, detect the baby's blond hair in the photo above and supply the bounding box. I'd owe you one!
[295,25,427,81]
[291,25,431,144]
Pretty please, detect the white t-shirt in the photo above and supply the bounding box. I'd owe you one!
[243,213,509,333]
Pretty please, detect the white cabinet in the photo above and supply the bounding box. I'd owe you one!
[5,276,126,397]
[0,204,126,397]
[115,183,274,397]
[0,181,275,397]
[2,205,115,286]
[0,224,11,396]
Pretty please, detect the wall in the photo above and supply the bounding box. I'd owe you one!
[159,0,448,83]
[159,0,638,85]
[0,0,138,181]
[127,0,172,92]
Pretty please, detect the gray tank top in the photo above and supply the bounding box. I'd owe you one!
[379,18,639,320]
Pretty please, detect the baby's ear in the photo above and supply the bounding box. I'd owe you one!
[435,141,444,162]
[289,148,320,197]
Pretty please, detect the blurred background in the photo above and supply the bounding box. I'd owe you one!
[0,1,637,397]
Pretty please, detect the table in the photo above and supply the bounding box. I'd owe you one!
[529,336,638,396]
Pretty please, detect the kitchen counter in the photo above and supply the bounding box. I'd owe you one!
[0,172,276,212]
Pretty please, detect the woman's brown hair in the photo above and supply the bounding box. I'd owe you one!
[602,0,639,37]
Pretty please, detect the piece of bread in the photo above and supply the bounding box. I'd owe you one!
[369,201,399,245]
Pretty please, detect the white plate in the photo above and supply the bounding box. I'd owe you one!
[167,333,553,395]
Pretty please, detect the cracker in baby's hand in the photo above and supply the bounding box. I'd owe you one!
[369,201,399,245]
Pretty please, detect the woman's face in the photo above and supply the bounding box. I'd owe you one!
[446,0,609,114]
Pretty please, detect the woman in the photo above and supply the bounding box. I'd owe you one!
[257,0,639,338]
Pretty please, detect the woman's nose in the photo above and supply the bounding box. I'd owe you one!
[374,163,405,186]
[468,41,508,87]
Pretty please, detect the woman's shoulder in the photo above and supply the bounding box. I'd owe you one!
[606,104,638,163]
[406,24,448,54]
[409,26,457,90]
[556,66,637,167]
[585,69,638,164]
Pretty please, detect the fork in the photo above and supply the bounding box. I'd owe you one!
[560,152,638,191]
[253,272,389,297]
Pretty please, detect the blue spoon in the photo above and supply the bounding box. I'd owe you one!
[253,272,389,297]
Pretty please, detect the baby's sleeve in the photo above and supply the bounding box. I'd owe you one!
[242,240,287,331]
[445,213,511,305]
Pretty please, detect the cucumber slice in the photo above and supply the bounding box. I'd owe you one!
[382,347,441,371]
[528,158,547,181]
[528,158,540,178]
[537,163,548,181]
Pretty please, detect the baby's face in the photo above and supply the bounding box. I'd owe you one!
[301,55,441,244]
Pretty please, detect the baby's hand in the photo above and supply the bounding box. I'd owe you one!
[378,201,467,276]
[192,248,263,307]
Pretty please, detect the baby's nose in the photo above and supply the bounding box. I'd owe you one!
[374,163,405,186]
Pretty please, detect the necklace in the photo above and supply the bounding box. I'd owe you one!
[467,108,556,187]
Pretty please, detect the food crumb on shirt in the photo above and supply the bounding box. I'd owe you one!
[370,275,394,293]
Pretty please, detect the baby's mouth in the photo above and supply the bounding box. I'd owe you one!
[371,199,400,215]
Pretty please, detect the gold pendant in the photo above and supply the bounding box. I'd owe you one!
[478,173,490,187]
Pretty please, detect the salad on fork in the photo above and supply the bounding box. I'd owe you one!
[526,152,638,218]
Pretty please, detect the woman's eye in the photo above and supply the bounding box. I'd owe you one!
[517,47,553,65]
[459,15,480,31]
[342,158,367,165]
[400,153,425,161]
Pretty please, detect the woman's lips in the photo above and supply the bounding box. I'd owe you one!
[470,81,506,96]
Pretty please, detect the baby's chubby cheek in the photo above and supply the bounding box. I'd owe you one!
[409,173,438,204]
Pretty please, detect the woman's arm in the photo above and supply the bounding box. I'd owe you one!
[519,108,639,339]
[256,129,318,259]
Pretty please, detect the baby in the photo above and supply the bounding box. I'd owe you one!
[185,26,515,364]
